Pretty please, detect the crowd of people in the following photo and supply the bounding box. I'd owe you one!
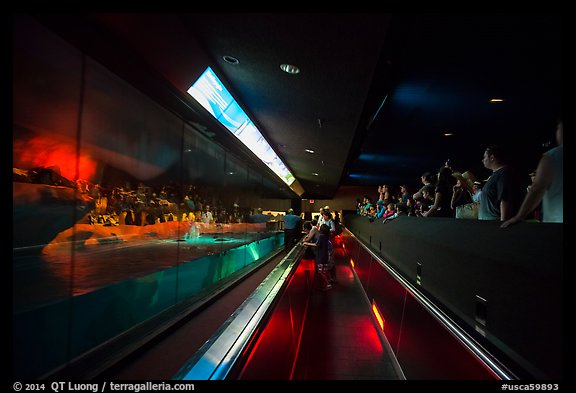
[357,168,482,222]
[13,167,289,228]
[78,182,276,227]
[356,120,563,225]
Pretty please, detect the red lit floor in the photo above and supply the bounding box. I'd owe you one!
[292,248,402,380]
[104,247,401,380]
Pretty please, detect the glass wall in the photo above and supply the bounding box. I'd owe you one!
[13,15,289,379]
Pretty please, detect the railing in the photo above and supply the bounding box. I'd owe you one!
[344,228,511,379]
[174,242,310,380]
[343,214,562,379]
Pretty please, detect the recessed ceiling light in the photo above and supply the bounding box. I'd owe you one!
[443,133,453,136]
[305,149,315,154]
[312,172,319,176]
[280,63,300,74]
[490,98,504,102]
[222,55,239,65]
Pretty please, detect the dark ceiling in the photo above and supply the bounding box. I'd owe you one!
[32,13,563,199]
[350,14,563,191]
[179,13,391,199]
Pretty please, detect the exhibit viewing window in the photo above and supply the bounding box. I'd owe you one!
[13,16,292,379]
[187,67,296,187]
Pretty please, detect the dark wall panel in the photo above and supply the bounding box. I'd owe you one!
[397,294,496,380]
[344,214,562,379]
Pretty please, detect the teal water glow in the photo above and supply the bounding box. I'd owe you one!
[13,232,283,379]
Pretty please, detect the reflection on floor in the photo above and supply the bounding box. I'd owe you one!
[292,248,401,380]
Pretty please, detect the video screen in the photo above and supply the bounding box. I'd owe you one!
[188,67,296,186]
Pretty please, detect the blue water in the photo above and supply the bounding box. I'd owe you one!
[13,232,283,378]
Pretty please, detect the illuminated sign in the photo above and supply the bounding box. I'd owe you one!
[188,67,296,186]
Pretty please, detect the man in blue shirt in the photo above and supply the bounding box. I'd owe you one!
[250,208,269,223]
[478,145,523,221]
[283,208,302,252]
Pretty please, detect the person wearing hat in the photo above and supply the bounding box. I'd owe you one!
[283,208,302,252]
[317,205,331,227]
[318,210,337,284]
[317,206,326,227]
[451,171,478,219]
[303,223,333,290]
[453,171,476,193]
[471,181,483,203]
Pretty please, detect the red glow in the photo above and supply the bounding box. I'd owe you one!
[238,256,312,379]
[14,135,97,181]
[372,300,385,331]
[332,234,343,248]
[289,304,296,347]
[239,324,268,377]
[348,315,384,349]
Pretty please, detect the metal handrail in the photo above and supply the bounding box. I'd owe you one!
[344,228,517,380]
[174,243,305,380]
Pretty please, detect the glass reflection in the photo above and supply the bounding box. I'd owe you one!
[13,15,288,379]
